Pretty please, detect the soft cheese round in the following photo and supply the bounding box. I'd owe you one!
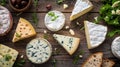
[111,36,120,59]
[26,38,52,64]
[0,5,13,36]
[45,10,65,31]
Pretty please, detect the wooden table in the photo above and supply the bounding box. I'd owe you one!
[0,0,120,67]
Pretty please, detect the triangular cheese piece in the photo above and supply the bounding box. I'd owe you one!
[82,52,103,67]
[84,21,107,49]
[53,34,80,55]
[12,18,36,42]
[70,0,93,21]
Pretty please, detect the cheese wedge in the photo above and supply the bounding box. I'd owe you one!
[12,18,36,42]
[70,0,93,21]
[53,34,80,55]
[0,44,18,67]
[84,21,107,49]
[111,36,120,59]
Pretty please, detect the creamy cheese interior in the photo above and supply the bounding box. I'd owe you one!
[26,38,52,64]
[45,10,65,31]
[71,0,92,16]
[0,6,11,34]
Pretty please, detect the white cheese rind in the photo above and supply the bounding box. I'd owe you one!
[84,21,107,49]
[53,34,80,55]
[111,36,120,59]
[70,0,93,21]
[26,38,52,64]
[0,6,13,35]
[45,10,65,31]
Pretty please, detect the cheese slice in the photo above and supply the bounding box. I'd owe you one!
[53,34,80,55]
[70,0,93,21]
[0,44,18,67]
[84,21,107,49]
[111,36,120,59]
[26,38,52,64]
[12,18,36,42]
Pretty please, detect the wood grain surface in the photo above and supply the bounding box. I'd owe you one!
[0,0,120,67]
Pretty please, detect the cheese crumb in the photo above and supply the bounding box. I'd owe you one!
[69,29,75,35]
[44,30,47,34]
[63,4,68,9]
[79,55,83,58]
[65,26,69,29]
[20,55,24,58]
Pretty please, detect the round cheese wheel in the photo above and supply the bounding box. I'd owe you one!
[111,36,120,59]
[26,38,52,64]
[0,5,13,36]
[45,10,65,31]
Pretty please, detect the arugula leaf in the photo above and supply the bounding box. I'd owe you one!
[14,58,25,67]
[0,0,6,6]
[73,50,85,64]
[4,54,12,61]
[107,29,120,37]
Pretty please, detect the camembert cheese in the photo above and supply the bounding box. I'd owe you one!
[53,34,80,55]
[84,21,107,49]
[111,36,120,59]
[12,18,36,42]
[70,0,93,21]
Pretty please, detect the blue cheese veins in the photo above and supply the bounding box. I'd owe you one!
[26,38,52,64]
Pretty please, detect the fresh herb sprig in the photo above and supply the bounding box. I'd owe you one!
[32,0,39,25]
[48,12,59,21]
[14,58,25,67]
[56,0,64,5]
[98,0,120,37]
[73,50,85,64]
[0,0,6,6]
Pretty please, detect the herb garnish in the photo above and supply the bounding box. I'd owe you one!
[51,58,57,67]
[0,0,6,6]
[16,32,21,38]
[4,54,12,61]
[32,0,39,25]
[56,0,64,5]
[48,12,59,21]
[98,0,120,37]
[14,58,25,67]
[73,50,85,64]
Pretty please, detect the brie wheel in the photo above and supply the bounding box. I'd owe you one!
[111,36,120,59]
[26,38,52,64]
[45,10,65,31]
[0,5,13,36]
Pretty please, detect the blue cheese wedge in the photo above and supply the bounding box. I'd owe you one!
[84,21,107,49]
[53,34,80,55]
[70,0,93,21]
[111,36,120,59]
[45,10,65,31]
[0,44,18,67]
[26,38,52,64]
[0,5,13,36]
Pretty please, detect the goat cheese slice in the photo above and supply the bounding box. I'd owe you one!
[26,38,52,64]
[45,10,65,31]
[111,36,120,59]
[84,21,107,49]
[53,34,80,55]
[70,0,93,21]
[0,44,18,67]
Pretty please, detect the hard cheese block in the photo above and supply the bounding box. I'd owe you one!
[12,18,36,42]
[111,36,120,59]
[84,21,107,49]
[0,44,18,67]
[53,34,80,55]
[26,38,52,64]
[70,0,93,21]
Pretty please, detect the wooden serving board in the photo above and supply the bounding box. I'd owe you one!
[0,0,120,67]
